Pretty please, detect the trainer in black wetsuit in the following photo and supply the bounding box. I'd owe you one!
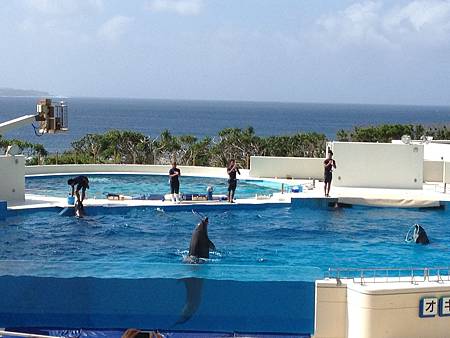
[169,161,181,203]
[67,176,89,205]
[227,159,241,203]
[324,150,336,197]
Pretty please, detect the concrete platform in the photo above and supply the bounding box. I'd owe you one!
[6,178,450,212]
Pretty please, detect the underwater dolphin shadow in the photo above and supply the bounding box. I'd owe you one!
[174,277,204,326]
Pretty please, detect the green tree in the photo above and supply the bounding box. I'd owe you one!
[210,127,264,168]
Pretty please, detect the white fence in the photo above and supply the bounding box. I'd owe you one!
[25,164,234,178]
[249,156,324,179]
[250,152,450,188]
[423,161,450,183]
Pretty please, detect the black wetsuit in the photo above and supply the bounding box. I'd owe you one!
[71,176,89,192]
[69,176,89,215]
[169,167,181,194]
[227,165,240,192]
[324,159,335,183]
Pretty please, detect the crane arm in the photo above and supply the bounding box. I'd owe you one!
[0,114,39,134]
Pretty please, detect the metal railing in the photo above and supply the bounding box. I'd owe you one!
[326,266,450,285]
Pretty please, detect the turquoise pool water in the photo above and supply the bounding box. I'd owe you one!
[25,174,280,199]
[1,205,449,281]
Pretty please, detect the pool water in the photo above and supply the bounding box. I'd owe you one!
[1,205,449,281]
[25,174,280,199]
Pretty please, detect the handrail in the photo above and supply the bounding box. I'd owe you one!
[327,266,450,285]
[0,330,61,338]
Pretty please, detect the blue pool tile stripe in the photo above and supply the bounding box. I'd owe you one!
[0,276,315,334]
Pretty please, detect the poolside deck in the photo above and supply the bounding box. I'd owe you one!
[7,180,450,212]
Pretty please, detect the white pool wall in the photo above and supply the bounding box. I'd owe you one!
[392,140,450,161]
[314,278,450,338]
[0,155,25,202]
[249,156,324,179]
[424,161,445,182]
[25,163,240,178]
[330,142,424,189]
[249,142,450,188]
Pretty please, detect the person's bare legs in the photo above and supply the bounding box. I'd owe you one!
[75,191,81,204]
[326,183,331,197]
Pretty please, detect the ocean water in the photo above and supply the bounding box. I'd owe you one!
[1,204,448,281]
[0,97,449,152]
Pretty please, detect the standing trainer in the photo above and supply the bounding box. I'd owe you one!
[227,159,241,203]
[169,161,181,203]
[324,150,337,197]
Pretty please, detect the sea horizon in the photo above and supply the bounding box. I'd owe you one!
[2,94,450,109]
[1,96,449,152]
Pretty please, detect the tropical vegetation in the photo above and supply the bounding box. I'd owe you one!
[1,124,448,168]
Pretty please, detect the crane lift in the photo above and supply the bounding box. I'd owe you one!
[0,98,68,135]
[0,98,69,206]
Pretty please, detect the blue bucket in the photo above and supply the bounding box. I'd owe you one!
[291,185,303,193]
[67,196,75,205]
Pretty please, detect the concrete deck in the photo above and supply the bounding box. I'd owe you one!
[8,193,292,210]
[6,178,450,212]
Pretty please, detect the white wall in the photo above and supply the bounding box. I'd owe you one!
[445,162,450,184]
[249,156,324,179]
[314,280,347,338]
[423,143,450,161]
[25,164,236,178]
[424,161,443,182]
[330,142,424,189]
[347,282,450,338]
[315,279,450,338]
[393,141,450,161]
[0,155,25,201]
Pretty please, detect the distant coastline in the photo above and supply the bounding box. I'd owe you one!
[0,88,50,97]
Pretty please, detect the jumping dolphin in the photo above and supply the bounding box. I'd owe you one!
[187,217,215,262]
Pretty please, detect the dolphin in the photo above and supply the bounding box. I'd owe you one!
[187,217,215,262]
[173,217,214,326]
[414,224,430,245]
[175,277,204,325]
[406,224,430,245]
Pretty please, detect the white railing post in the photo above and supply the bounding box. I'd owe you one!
[444,161,447,193]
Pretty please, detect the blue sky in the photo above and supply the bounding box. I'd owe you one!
[1,0,450,105]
